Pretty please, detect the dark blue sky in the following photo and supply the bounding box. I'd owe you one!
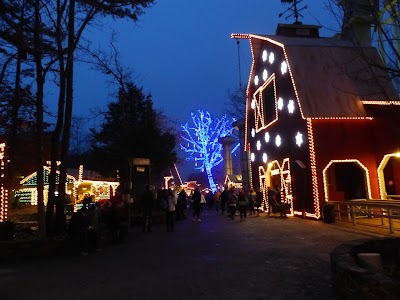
[53,1,339,180]
[66,0,339,126]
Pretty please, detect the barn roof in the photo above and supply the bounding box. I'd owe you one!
[247,34,399,118]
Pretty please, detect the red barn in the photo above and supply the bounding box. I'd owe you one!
[233,23,400,219]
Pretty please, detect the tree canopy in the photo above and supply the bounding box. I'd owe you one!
[181,110,238,192]
[89,82,177,185]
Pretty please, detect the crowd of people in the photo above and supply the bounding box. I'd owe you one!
[67,184,289,255]
[138,185,289,230]
[67,195,129,256]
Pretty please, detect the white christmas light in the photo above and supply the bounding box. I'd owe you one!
[281,61,287,74]
[288,100,295,114]
[264,132,270,142]
[262,153,268,163]
[262,50,268,62]
[251,128,255,138]
[275,135,281,147]
[295,132,303,147]
[256,140,261,151]
[269,52,275,64]
[251,153,255,162]
[251,99,255,109]
[278,97,284,110]
[254,75,259,86]
[263,69,268,81]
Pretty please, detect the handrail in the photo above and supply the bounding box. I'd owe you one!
[326,200,400,233]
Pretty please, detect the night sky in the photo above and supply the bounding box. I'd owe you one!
[57,0,340,179]
[67,1,339,124]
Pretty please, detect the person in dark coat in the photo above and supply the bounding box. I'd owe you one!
[191,188,202,222]
[255,187,263,216]
[267,187,277,216]
[220,188,229,215]
[176,189,187,220]
[68,207,90,255]
[238,189,249,221]
[141,186,155,232]
[227,187,238,219]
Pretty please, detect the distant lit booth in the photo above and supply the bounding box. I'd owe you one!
[69,166,120,205]
[224,174,242,189]
[181,181,201,196]
[75,180,120,203]
[15,165,120,207]
[15,166,75,205]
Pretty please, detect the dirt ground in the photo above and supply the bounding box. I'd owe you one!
[8,205,38,222]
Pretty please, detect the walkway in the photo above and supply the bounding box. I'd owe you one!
[0,210,386,300]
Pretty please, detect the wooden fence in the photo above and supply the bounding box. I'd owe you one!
[326,199,400,233]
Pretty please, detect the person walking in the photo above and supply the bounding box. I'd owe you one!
[206,190,214,210]
[141,186,155,232]
[255,187,263,216]
[220,188,229,215]
[227,187,237,220]
[238,189,249,221]
[68,207,90,255]
[248,189,256,216]
[176,189,187,220]
[200,191,206,215]
[214,189,221,213]
[166,189,177,232]
[191,188,202,222]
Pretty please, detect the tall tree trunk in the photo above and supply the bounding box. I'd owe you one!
[8,45,22,193]
[7,1,25,201]
[206,166,217,193]
[33,0,45,239]
[47,0,66,237]
[55,0,74,235]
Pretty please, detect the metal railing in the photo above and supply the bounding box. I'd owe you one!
[327,199,400,233]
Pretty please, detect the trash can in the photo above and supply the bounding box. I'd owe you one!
[323,204,336,223]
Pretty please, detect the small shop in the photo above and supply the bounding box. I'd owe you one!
[224,174,243,189]
[15,165,120,208]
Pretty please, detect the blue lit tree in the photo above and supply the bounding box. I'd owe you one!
[181,110,238,192]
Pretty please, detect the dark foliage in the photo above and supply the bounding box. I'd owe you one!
[88,82,177,185]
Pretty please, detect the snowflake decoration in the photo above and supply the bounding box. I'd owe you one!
[251,128,255,138]
[288,100,295,114]
[262,50,268,62]
[264,132,270,143]
[278,97,284,111]
[254,75,259,86]
[251,152,255,162]
[295,132,303,147]
[262,153,268,163]
[269,52,275,64]
[275,135,281,147]
[256,140,261,151]
[251,99,255,109]
[281,61,287,74]
[263,69,268,81]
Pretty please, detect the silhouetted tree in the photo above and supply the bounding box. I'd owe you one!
[90,82,177,186]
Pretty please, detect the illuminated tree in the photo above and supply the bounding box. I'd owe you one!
[181,110,238,192]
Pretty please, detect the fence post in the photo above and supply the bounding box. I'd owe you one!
[388,208,394,233]
[351,205,356,226]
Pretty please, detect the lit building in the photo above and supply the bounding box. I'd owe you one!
[233,22,400,219]
[15,165,120,206]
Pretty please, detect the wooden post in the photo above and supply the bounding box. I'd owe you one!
[388,208,393,233]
